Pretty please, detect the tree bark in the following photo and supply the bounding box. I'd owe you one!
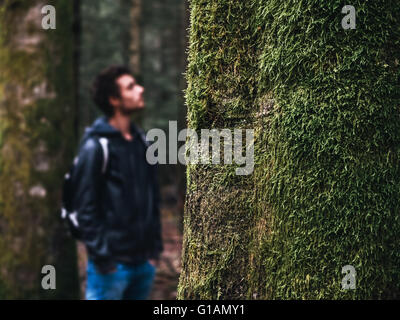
[129,0,141,77]
[178,0,400,299]
[177,0,262,299]
[0,0,80,299]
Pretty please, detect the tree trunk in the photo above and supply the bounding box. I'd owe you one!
[129,0,141,77]
[178,0,400,299]
[0,0,80,299]
[177,0,262,299]
[176,0,191,233]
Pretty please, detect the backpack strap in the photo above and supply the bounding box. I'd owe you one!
[75,129,109,175]
[98,137,109,174]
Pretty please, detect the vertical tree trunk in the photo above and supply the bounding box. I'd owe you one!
[0,0,80,299]
[129,0,141,77]
[73,0,81,142]
[176,0,191,233]
[178,0,400,299]
[177,0,262,299]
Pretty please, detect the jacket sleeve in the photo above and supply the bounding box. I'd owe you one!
[73,137,116,273]
[149,163,164,260]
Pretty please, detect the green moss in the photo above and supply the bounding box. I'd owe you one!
[179,0,400,299]
[178,0,261,299]
[257,0,400,299]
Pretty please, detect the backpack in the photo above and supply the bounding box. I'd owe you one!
[60,131,109,239]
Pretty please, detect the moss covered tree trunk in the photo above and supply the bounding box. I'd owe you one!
[177,1,262,299]
[0,0,80,299]
[178,0,400,299]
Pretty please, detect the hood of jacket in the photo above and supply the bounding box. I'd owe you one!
[78,115,149,151]
[84,115,146,140]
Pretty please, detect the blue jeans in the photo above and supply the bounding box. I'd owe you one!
[85,259,156,300]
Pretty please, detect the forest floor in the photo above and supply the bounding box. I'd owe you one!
[76,186,183,300]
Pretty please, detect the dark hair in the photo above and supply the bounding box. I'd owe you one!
[90,65,133,117]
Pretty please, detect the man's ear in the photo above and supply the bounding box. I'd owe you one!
[109,96,120,108]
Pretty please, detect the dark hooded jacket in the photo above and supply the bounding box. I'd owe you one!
[73,115,163,273]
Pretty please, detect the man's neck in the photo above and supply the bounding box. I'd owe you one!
[108,112,133,141]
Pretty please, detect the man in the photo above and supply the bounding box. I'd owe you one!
[73,65,163,300]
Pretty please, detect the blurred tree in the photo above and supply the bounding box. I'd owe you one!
[0,0,80,299]
[129,0,141,76]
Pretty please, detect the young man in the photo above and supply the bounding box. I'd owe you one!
[73,65,163,300]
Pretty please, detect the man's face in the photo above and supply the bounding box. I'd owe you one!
[110,74,145,115]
